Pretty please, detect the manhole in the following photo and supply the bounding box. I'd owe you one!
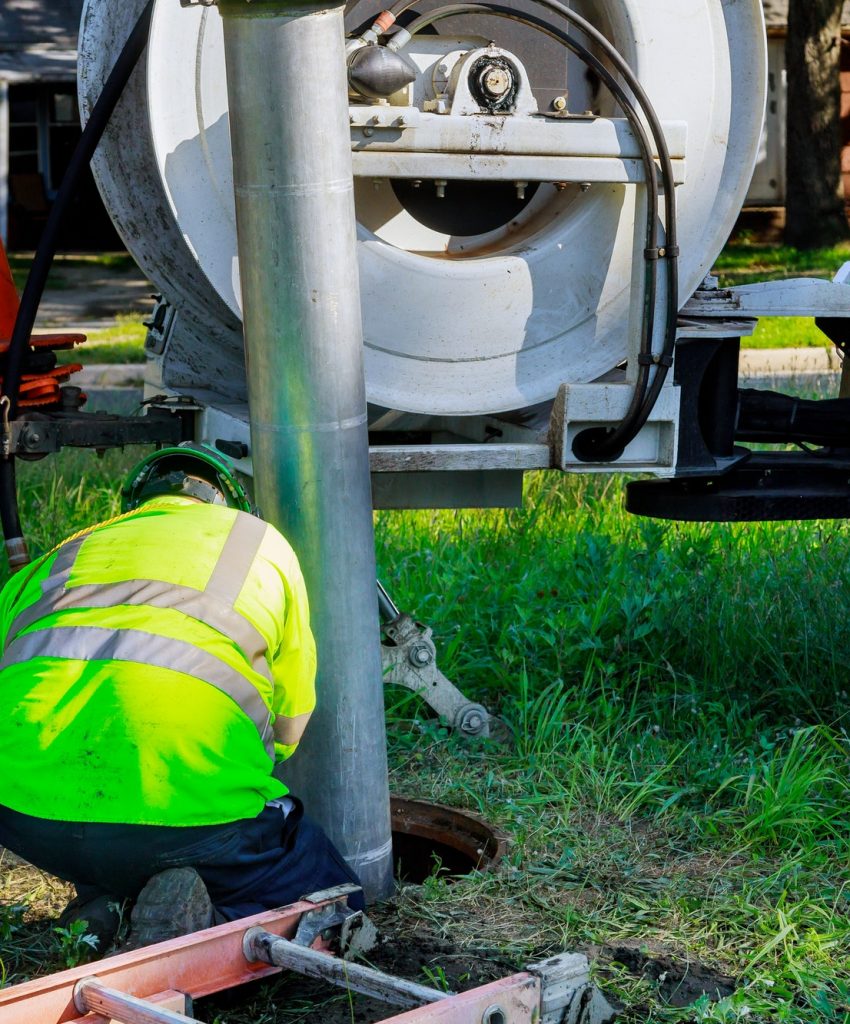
[390,797,507,883]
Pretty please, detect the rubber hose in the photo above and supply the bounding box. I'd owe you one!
[389,3,665,442]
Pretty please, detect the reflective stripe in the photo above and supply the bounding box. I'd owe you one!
[1,625,275,759]
[273,711,312,747]
[50,533,89,578]
[7,581,274,685]
[206,514,268,603]
[4,512,277,758]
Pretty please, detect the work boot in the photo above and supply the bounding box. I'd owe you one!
[125,868,214,950]
[57,891,123,954]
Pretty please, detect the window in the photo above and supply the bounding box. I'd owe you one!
[8,86,40,176]
[8,83,81,194]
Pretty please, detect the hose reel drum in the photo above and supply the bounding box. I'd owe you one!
[79,0,766,419]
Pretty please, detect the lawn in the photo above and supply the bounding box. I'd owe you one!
[6,253,138,293]
[0,454,847,1022]
[55,315,147,365]
[715,240,850,351]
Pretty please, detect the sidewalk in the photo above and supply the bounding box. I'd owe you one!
[34,260,154,332]
[739,347,842,375]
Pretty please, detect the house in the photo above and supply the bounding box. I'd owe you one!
[0,0,116,249]
[748,1,850,207]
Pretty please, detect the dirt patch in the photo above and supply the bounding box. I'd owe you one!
[598,941,736,1008]
[0,854,74,920]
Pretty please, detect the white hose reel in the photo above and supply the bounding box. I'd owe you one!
[79,0,766,418]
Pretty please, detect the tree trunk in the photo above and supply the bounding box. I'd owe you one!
[785,0,849,248]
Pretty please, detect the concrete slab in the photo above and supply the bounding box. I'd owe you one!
[739,347,842,375]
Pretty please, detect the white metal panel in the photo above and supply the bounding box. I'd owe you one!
[81,0,767,417]
[745,36,786,206]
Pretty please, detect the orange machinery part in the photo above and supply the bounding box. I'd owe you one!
[0,236,87,409]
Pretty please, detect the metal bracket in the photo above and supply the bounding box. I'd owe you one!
[549,381,680,475]
[295,887,378,959]
[379,584,492,738]
[9,408,187,458]
[526,954,617,1024]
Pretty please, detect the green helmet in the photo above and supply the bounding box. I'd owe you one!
[122,442,254,513]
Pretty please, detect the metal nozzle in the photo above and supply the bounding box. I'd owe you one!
[348,45,417,100]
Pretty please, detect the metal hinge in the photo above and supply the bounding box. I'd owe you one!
[378,582,495,739]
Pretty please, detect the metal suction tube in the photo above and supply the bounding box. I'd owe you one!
[218,0,394,900]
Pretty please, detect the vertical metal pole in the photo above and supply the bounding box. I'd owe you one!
[0,81,9,245]
[218,0,394,901]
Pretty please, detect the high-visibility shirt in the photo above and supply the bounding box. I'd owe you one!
[0,496,316,827]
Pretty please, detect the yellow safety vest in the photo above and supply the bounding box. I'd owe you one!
[0,496,316,827]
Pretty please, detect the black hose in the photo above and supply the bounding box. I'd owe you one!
[394,2,661,415]
[0,1,154,569]
[386,0,678,462]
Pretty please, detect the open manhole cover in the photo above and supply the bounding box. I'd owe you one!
[390,797,507,883]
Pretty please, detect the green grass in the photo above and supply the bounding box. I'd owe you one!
[371,474,850,1022]
[715,242,850,351]
[744,317,832,350]
[55,315,147,365]
[0,459,848,1021]
[715,241,850,286]
[7,253,138,292]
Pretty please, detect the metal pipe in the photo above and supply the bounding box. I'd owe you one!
[243,928,451,1007]
[218,0,394,901]
[377,581,401,624]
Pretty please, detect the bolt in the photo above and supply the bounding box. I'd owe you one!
[459,707,487,735]
[363,127,374,137]
[515,180,528,200]
[412,179,422,189]
[437,63,447,74]
[554,181,568,192]
[434,179,447,198]
[552,95,567,112]
[481,65,511,98]
[579,182,591,192]
[409,643,433,667]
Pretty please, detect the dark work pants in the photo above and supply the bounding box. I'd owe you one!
[0,798,365,921]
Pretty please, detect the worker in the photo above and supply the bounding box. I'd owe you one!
[0,443,363,952]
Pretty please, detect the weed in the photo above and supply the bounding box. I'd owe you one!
[420,964,453,992]
[52,920,99,968]
[0,905,25,944]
